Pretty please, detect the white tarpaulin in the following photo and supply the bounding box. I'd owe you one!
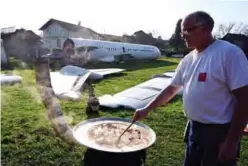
[99,71,183,109]
[1,74,22,85]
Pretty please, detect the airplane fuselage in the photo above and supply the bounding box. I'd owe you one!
[67,38,161,63]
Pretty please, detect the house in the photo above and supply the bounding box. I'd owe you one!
[38,18,168,52]
[221,33,248,59]
[1,26,16,34]
[39,19,104,50]
[1,27,16,68]
[1,39,9,68]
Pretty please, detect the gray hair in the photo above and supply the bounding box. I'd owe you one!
[191,11,215,32]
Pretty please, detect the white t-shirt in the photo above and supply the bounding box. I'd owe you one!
[171,40,248,124]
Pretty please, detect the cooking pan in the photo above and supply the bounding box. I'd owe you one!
[73,117,156,153]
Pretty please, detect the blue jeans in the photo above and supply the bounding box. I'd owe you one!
[183,120,240,166]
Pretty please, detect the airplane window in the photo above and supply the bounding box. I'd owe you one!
[77,47,86,52]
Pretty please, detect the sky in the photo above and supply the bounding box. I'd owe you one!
[1,0,248,39]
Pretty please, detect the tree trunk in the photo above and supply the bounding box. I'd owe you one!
[34,57,76,145]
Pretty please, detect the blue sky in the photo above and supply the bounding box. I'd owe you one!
[1,0,247,39]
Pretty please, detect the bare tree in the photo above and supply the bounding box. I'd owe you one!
[148,29,160,38]
[215,22,248,38]
[234,22,248,34]
[244,29,248,35]
[215,22,235,38]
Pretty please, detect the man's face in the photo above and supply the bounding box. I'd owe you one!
[64,43,74,49]
[181,16,206,48]
[63,43,75,56]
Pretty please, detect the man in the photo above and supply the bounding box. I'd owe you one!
[133,11,248,166]
[62,38,76,66]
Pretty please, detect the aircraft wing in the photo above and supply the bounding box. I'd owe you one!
[98,71,183,109]
[50,65,125,101]
[88,68,126,77]
[1,74,22,85]
[59,65,125,80]
[50,72,88,101]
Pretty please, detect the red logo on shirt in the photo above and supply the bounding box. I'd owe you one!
[198,73,207,82]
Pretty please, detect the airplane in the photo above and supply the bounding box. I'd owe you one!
[45,38,162,100]
[59,38,162,63]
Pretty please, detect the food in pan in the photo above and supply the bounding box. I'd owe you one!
[87,123,151,149]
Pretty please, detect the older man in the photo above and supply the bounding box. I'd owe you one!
[133,11,248,166]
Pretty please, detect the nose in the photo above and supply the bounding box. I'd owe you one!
[64,48,75,55]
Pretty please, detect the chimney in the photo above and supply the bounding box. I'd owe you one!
[78,21,81,26]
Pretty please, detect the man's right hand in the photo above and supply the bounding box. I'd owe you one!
[132,108,150,122]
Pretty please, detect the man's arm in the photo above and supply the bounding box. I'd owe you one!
[226,85,248,143]
[143,85,181,112]
[140,58,185,112]
[223,46,248,143]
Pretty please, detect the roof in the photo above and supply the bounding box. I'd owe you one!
[1,29,42,40]
[222,33,248,57]
[222,33,248,41]
[39,18,97,34]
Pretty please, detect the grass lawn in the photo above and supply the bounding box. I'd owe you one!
[1,57,248,166]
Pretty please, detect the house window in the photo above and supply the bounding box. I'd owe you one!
[57,39,61,48]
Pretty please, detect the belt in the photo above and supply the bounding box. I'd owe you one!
[190,120,231,128]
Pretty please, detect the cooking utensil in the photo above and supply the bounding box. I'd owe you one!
[72,117,156,153]
[116,119,136,144]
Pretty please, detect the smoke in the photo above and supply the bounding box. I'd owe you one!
[63,112,75,125]
[22,85,42,104]
[47,95,75,125]
[1,90,7,108]
[19,62,30,69]
[2,29,82,144]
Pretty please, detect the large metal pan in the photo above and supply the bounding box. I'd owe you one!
[73,117,156,153]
